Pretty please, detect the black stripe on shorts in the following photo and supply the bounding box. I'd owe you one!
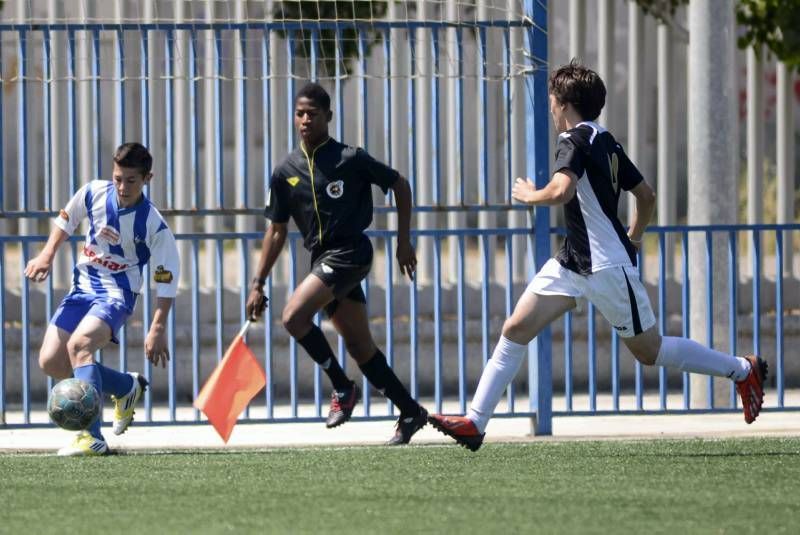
[622,268,643,335]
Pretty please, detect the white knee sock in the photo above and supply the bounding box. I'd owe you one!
[467,335,527,433]
[655,336,750,381]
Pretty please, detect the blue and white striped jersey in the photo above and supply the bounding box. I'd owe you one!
[54,180,180,306]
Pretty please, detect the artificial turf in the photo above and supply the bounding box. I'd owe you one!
[1,437,798,534]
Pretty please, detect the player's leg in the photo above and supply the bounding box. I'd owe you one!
[429,259,579,450]
[429,291,576,451]
[590,265,766,423]
[467,291,575,431]
[58,315,113,455]
[624,327,766,423]
[330,296,427,445]
[42,292,90,380]
[82,297,148,436]
[38,325,73,380]
[282,273,355,414]
[61,297,141,454]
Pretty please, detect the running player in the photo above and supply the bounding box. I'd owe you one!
[428,61,767,451]
[246,83,427,445]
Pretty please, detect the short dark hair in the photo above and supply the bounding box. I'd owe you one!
[295,82,331,111]
[548,60,606,121]
[113,142,153,175]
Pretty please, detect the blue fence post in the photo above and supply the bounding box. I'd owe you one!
[191,239,201,420]
[527,0,552,435]
[18,30,28,214]
[0,242,5,423]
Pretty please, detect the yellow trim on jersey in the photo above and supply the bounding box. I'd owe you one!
[300,137,331,247]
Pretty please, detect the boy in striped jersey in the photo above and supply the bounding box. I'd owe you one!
[428,61,767,451]
[25,143,179,456]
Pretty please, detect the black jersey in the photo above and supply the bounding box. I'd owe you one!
[552,122,643,275]
[264,138,399,251]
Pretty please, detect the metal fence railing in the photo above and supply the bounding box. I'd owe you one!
[1,223,798,434]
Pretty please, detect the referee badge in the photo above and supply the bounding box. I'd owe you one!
[326,180,344,199]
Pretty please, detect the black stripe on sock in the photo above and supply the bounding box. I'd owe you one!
[622,268,643,335]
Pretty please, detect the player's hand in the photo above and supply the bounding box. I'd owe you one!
[396,239,417,281]
[511,177,538,204]
[145,326,170,368]
[628,235,642,251]
[246,287,269,321]
[24,254,53,283]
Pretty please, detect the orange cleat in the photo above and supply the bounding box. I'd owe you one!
[427,414,485,452]
[735,355,768,424]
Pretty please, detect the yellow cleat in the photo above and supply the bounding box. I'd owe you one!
[57,431,109,457]
[111,372,148,435]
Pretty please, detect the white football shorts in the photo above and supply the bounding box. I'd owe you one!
[527,258,656,338]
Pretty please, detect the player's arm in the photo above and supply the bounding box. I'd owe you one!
[145,297,173,368]
[145,225,180,368]
[246,222,288,320]
[24,227,70,282]
[616,146,653,248]
[25,184,90,282]
[626,180,656,247]
[511,170,578,206]
[390,175,417,280]
[357,148,417,280]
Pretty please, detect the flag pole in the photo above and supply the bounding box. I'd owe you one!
[237,320,252,339]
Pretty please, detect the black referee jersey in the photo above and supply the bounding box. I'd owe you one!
[552,121,644,276]
[264,137,399,252]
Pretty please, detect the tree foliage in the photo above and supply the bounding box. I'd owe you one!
[272,1,390,76]
[736,0,800,71]
[635,0,800,71]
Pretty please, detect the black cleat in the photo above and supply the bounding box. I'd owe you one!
[386,406,428,445]
[326,382,361,428]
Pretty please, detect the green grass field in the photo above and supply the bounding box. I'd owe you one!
[2,438,798,534]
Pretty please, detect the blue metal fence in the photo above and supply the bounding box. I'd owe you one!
[1,223,798,432]
[0,17,543,218]
[1,5,798,436]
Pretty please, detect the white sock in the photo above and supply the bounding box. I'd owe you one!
[655,336,750,381]
[467,335,527,433]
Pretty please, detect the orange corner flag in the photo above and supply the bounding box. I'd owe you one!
[194,321,266,443]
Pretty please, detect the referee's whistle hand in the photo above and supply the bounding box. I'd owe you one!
[396,241,417,281]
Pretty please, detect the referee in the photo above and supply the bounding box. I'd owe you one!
[246,83,427,445]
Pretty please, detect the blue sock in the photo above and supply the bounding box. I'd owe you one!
[73,363,104,441]
[97,364,134,398]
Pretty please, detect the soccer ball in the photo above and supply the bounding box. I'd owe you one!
[47,378,101,431]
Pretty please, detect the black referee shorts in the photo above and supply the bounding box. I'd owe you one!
[310,236,373,317]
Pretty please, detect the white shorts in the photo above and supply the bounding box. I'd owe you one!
[527,258,656,338]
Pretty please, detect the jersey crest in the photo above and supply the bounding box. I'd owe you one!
[286,176,300,187]
[326,180,344,199]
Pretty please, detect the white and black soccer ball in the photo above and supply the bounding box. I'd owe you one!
[47,378,101,431]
